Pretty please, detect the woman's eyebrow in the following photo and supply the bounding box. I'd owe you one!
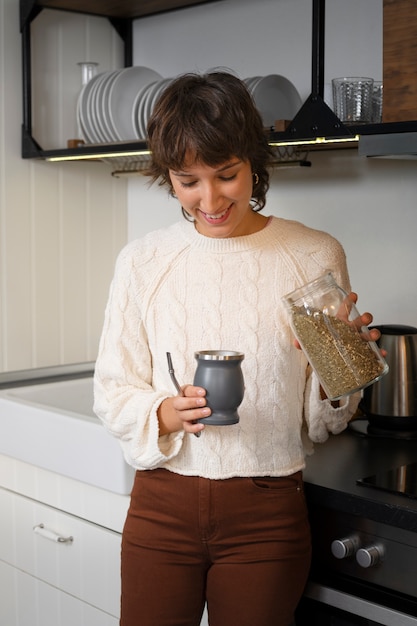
[171,171,192,177]
[172,160,242,176]
[217,160,241,172]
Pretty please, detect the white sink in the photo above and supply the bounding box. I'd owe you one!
[0,377,135,495]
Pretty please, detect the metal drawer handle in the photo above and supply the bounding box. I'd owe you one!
[33,523,74,544]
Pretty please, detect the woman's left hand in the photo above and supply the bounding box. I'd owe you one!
[345,292,382,344]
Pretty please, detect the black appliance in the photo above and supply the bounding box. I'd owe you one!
[357,462,417,503]
[349,417,417,440]
[295,429,417,626]
[295,502,417,625]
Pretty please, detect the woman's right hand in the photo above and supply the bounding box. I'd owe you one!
[157,385,210,436]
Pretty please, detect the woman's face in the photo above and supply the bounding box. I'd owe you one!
[169,157,264,238]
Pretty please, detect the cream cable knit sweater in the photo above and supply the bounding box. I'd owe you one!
[93,216,360,479]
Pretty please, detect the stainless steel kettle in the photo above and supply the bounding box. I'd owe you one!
[361,324,417,429]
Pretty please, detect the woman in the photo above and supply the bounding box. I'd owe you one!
[94,71,379,626]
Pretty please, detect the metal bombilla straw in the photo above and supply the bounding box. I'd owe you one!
[166,352,201,437]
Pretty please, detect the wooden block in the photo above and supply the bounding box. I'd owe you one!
[383,0,417,122]
[274,120,292,132]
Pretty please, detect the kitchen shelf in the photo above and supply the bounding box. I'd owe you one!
[20,0,417,164]
[20,0,224,161]
[271,119,417,148]
[20,0,221,22]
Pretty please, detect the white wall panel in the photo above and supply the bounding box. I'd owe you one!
[0,1,128,372]
[129,0,417,329]
[31,8,124,149]
[133,0,382,100]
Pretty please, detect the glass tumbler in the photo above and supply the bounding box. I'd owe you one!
[372,81,383,123]
[332,77,374,124]
[73,62,99,145]
[283,272,388,400]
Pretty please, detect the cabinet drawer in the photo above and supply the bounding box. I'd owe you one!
[0,560,118,626]
[0,488,121,616]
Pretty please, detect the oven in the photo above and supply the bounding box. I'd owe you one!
[295,503,417,625]
[297,583,417,625]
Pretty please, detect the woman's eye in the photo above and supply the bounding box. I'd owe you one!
[177,172,237,188]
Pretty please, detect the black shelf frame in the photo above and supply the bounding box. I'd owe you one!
[20,0,139,159]
[276,0,417,146]
[20,0,223,160]
[20,0,417,161]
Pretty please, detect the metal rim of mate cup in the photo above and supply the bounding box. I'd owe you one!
[193,350,245,426]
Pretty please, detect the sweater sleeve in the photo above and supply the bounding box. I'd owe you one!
[303,368,360,444]
[93,245,185,470]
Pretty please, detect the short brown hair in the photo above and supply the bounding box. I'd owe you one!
[146,72,274,211]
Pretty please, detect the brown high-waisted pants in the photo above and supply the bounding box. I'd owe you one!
[120,469,311,626]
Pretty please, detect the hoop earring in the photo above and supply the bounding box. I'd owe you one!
[253,173,259,186]
[181,207,195,222]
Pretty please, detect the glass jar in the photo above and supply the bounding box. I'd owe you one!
[283,272,388,400]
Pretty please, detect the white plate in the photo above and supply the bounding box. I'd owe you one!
[149,77,172,113]
[136,81,156,139]
[100,70,122,141]
[246,77,263,98]
[251,74,302,127]
[89,72,107,142]
[108,66,162,140]
[93,70,117,142]
[244,76,261,90]
[77,72,105,143]
[143,78,172,135]
[89,71,111,142]
[142,82,160,137]
[132,82,152,138]
[84,72,108,142]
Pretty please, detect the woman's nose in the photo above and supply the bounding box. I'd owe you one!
[199,183,221,213]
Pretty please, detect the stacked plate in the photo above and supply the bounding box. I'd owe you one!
[132,77,174,139]
[77,68,302,144]
[244,74,302,128]
[77,66,163,143]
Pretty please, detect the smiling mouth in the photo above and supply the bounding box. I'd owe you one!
[200,205,231,222]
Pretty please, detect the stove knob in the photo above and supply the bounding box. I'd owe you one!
[356,544,384,568]
[331,536,359,559]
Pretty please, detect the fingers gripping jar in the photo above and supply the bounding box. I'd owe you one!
[283,272,388,400]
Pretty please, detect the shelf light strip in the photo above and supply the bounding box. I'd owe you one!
[47,149,151,162]
[269,135,360,147]
[45,135,360,162]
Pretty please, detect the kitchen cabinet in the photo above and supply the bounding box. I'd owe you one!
[0,486,121,626]
[0,561,118,626]
[20,0,417,163]
[0,449,128,625]
[0,451,210,626]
